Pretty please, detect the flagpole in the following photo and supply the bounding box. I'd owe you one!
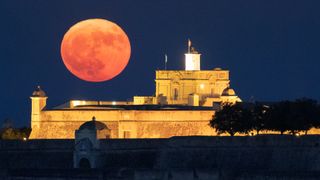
[188,39,191,53]
[165,54,167,70]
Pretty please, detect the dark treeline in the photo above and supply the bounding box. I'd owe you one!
[0,127,31,140]
[0,119,31,140]
[210,98,320,136]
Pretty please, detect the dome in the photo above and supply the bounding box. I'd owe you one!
[222,87,236,96]
[79,117,108,131]
[32,86,46,97]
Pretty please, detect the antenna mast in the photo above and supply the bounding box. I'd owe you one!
[165,54,168,70]
[188,39,191,53]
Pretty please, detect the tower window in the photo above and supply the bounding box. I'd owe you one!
[174,88,179,100]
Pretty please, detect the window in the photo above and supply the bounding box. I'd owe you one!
[173,88,179,100]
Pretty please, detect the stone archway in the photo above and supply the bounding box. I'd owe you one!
[79,158,91,168]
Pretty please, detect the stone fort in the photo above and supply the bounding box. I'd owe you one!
[30,43,241,139]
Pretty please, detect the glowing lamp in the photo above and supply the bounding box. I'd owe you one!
[200,84,205,89]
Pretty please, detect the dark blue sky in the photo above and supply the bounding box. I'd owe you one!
[1,0,320,126]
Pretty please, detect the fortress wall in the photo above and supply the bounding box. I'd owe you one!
[0,139,73,149]
[135,121,215,138]
[154,136,320,173]
[0,140,74,169]
[99,136,320,174]
[38,109,214,122]
[32,121,119,139]
[30,110,214,139]
[0,136,320,177]
[99,138,167,150]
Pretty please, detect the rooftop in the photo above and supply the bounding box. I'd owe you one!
[53,104,215,111]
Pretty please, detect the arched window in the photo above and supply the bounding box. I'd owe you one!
[174,88,179,100]
[79,158,91,168]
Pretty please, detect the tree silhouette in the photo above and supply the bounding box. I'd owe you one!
[264,99,318,135]
[289,98,318,135]
[265,101,290,135]
[251,103,269,135]
[210,103,253,136]
[0,119,31,140]
[210,99,319,136]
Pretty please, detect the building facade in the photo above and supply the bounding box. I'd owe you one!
[134,44,241,106]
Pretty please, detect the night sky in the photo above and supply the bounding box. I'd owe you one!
[1,0,320,127]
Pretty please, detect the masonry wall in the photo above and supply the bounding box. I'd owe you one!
[0,140,74,169]
[30,109,215,139]
[1,136,320,179]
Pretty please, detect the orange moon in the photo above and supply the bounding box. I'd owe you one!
[61,19,131,82]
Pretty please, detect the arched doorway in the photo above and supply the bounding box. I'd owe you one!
[79,158,91,168]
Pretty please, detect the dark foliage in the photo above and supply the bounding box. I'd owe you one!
[210,98,320,136]
[210,103,253,136]
[251,104,268,134]
[0,127,31,140]
[265,98,318,135]
[0,119,31,140]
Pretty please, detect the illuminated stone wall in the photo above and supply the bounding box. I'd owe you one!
[29,109,215,139]
[30,106,320,139]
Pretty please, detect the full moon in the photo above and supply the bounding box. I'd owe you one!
[61,19,131,82]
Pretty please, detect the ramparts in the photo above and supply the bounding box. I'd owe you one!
[0,136,319,179]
